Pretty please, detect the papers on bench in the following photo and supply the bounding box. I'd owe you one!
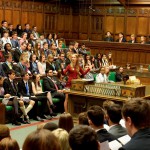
[109,135,131,150]
[100,141,110,150]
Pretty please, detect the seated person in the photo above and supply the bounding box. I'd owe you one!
[55,53,67,71]
[69,125,100,150]
[78,43,87,56]
[11,31,20,49]
[43,69,65,113]
[0,125,10,141]
[18,72,50,121]
[87,105,116,143]
[29,54,39,74]
[2,70,34,125]
[116,67,124,82]
[128,34,137,43]
[84,65,94,80]
[140,36,147,44]
[119,98,150,150]
[78,112,89,125]
[106,104,127,138]
[37,54,46,75]
[2,53,15,75]
[116,32,126,43]
[104,31,114,42]
[101,54,109,67]
[96,67,108,83]
[31,74,57,117]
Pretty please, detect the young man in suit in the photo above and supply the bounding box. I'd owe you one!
[43,69,65,113]
[13,42,27,63]
[18,72,51,121]
[106,104,127,138]
[2,53,15,75]
[3,70,33,125]
[87,105,116,143]
[119,98,150,150]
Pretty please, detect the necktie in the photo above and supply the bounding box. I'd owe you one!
[52,78,58,90]
[25,82,30,95]
[8,63,12,69]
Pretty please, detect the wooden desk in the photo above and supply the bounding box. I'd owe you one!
[65,90,127,116]
[124,69,150,85]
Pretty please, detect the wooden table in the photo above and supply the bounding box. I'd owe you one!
[65,90,128,116]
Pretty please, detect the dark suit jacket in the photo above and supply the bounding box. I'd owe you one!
[18,79,34,97]
[108,124,127,138]
[3,78,18,96]
[43,77,57,95]
[104,37,114,42]
[97,128,116,143]
[119,128,150,150]
[13,48,22,63]
[116,38,126,43]
[0,64,6,76]
[128,40,137,43]
[2,62,15,75]
[116,72,123,82]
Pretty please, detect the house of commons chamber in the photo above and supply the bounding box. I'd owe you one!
[0,0,150,150]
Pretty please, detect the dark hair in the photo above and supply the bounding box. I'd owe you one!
[69,125,99,150]
[69,42,74,46]
[78,112,89,125]
[4,43,12,51]
[5,53,12,60]
[23,129,61,150]
[21,32,27,38]
[106,104,122,124]
[7,69,15,76]
[122,98,150,129]
[32,74,41,88]
[1,20,7,25]
[12,31,17,35]
[43,122,58,131]
[21,71,28,78]
[87,105,104,127]
[43,42,48,46]
[59,113,74,133]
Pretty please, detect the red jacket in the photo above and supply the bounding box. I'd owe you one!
[63,64,90,87]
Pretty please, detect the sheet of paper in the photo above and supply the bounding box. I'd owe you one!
[118,135,131,145]
[109,140,122,150]
[100,141,110,150]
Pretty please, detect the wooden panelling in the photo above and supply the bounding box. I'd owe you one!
[21,11,28,26]
[137,17,148,35]
[72,15,79,32]
[0,9,3,22]
[35,13,43,32]
[64,15,70,32]
[12,10,20,27]
[1,0,150,42]
[115,17,125,33]
[57,15,64,31]
[4,9,12,23]
[28,12,36,27]
[126,17,136,34]
[79,15,88,33]
[104,16,115,33]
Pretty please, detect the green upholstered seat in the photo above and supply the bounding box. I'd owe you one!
[6,106,13,111]
[86,51,91,55]
[108,72,116,82]
[92,73,98,81]
[52,98,60,103]
[0,98,13,111]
